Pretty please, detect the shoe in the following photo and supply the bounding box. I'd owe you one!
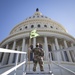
[33,70,36,72]
[41,70,44,71]
[33,69,36,72]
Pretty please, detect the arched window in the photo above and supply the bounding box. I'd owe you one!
[29,17,31,19]
[31,25,34,28]
[41,15,44,17]
[25,26,27,29]
[37,16,39,17]
[50,26,53,28]
[44,25,47,27]
[37,24,41,27]
[45,16,47,18]
[20,28,22,30]
[33,16,35,18]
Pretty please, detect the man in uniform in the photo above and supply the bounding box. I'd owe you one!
[30,43,44,71]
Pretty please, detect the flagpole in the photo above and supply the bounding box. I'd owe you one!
[28,29,39,71]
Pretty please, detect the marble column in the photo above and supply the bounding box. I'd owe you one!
[33,38,36,48]
[17,46,20,62]
[71,43,75,62]
[52,43,57,61]
[44,37,49,60]
[54,37,62,61]
[64,40,72,62]
[60,45,66,61]
[21,38,26,62]
[8,40,16,64]
[1,44,9,65]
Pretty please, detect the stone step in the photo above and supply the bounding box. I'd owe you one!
[26,71,54,75]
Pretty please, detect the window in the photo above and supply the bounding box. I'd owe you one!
[37,24,41,27]
[37,16,39,17]
[44,25,47,27]
[45,16,47,18]
[31,25,34,28]
[29,17,31,19]
[50,26,53,28]
[56,28,58,29]
[41,15,43,17]
[20,28,22,30]
[25,26,27,29]
[33,16,35,18]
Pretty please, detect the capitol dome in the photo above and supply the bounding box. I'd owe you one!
[0,8,75,75]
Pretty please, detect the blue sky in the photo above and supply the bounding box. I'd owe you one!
[0,0,75,42]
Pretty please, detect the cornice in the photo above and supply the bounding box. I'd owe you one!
[1,30,75,46]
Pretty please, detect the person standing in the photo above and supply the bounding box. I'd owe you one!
[30,43,44,71]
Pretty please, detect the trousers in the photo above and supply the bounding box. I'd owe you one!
[33,57,44,71]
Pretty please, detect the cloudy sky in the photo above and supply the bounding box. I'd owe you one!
[0,0,75,42]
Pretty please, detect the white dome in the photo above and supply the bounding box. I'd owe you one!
[10,9,67,35]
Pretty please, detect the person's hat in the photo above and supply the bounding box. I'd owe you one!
[36,43,40,47]
[37,43,39,45]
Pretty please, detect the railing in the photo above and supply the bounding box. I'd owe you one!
[0,48,27,75]
[49,46,75,75]
[0,46,75,75]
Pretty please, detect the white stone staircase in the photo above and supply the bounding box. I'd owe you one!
[0,61,75,75]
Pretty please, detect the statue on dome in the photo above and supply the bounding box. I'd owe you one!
[36,8,39,12]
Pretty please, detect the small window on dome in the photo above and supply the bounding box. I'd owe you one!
[44,25,47,27]
[25,26,27,29]
[31,25,34,28]
[45,16,47,18]
[50,26,53,28]
[29,17,31,19]
[37,24,41,27]
[33,16,35,18]
[37,16,39,17]
[41,15,43,17]
[20,28,22,30]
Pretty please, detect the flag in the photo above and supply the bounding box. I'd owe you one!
[30,29,39,38]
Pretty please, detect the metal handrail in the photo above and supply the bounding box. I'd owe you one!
[0,48,26,54]
[53,62,75,75]
[0,48,27,75]
[1,61,26,75]
[49,46,75,75]
[50,46,75,53]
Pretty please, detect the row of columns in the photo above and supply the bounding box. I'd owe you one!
[0,37,75,65]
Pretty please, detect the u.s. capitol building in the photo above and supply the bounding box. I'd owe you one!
[0,9,75,75]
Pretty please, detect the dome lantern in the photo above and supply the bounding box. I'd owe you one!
[36,8,39,12]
